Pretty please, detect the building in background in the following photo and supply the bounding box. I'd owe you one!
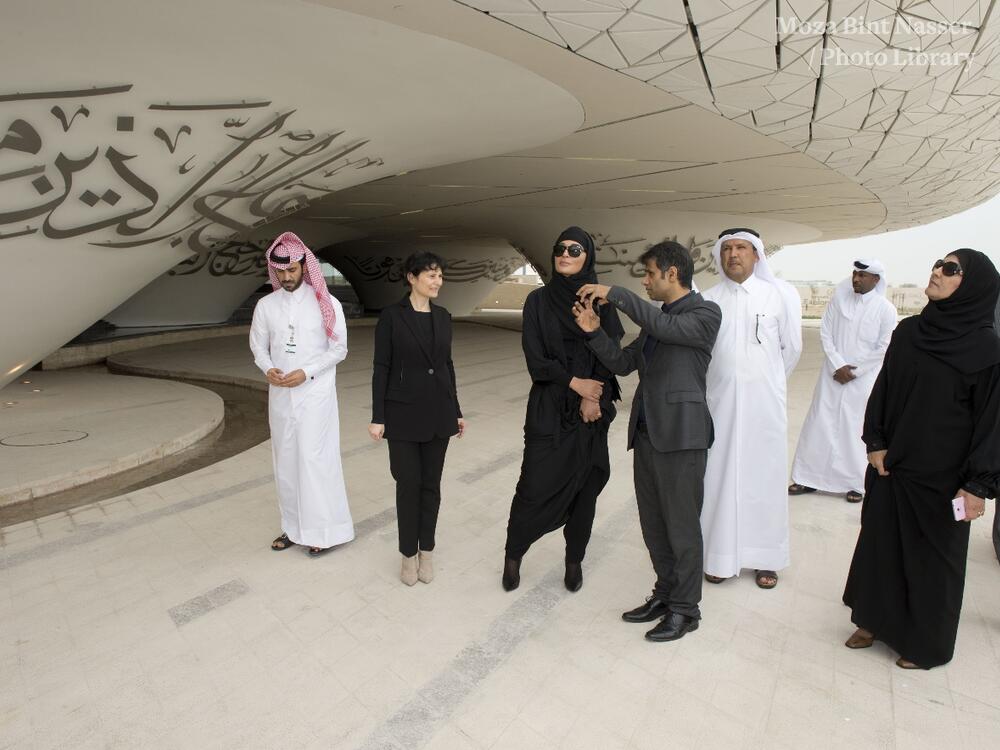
[790,282,926,318]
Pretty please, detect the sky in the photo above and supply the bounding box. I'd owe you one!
[770,193,1000,286]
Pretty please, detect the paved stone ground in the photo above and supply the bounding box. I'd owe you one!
[1,321,998,749]
[0,372,223,506]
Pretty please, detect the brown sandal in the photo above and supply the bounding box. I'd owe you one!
[704,573,726,584]
[845,629,875,649]
[845,491,863,503]
[271,533,295,551]
[755,570,778,589]
[895,657,924,670]
[788,483,816,495]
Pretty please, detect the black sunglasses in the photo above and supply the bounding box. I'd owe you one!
[718,227,760,239]
[553,242,585,258]
[933,259,963,277]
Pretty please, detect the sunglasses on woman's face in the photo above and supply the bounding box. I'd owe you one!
[553,243,585,258]
[933,259,963,277]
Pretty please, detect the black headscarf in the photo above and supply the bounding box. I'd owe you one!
[539,227,624,408]
[544,226,625,342]
[913,248,1000,374]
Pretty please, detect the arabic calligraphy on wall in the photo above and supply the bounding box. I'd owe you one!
[591,232,718,278]
[167,239,270,277]
[592,232,783,279]
[0,84,384,253]
[338,254,524,285]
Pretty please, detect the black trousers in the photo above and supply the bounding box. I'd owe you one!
[387,436,450,557]
[505,465,606,563]
[633,429,706,619]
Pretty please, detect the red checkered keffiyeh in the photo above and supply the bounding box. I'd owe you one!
[266,232,338,340]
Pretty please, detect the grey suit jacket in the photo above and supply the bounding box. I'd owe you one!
[587,287,721,453]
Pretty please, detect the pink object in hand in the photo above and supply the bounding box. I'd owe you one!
[952,496,967,521]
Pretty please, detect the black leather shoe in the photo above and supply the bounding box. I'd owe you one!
[621,597,669,623]
[564,562,582,592]
[644,612,699,642]
[502,556,521,591]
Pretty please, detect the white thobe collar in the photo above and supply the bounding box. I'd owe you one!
[721,272,763,295]
[843,288,875,319]
[280,282,309,300]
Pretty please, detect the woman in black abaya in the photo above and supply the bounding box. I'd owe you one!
[502,227,623,593]
[843,248,1000,669]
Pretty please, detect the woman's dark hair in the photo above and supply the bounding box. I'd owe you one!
[404,251,446,282]
[638,241,694,289]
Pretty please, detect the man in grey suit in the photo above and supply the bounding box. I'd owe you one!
[575,241,721,642]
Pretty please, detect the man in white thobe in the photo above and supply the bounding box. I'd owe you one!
[701,228,802,589]
[790,260,896,503]
[250,232,354,555]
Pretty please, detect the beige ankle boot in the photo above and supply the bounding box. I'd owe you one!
[401,554,418,586]
[417,550,434,583]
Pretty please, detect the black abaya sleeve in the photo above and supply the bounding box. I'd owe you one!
[447,341,463,419]
[591,332,622,409]
[961,365,1000,498]
[862,370,888,452]
[862,330,894,452]
[371,310,392,424]
[522,292,573,387]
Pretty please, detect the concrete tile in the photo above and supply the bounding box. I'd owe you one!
[0,326,997,749]
[832,670,894,723]
[0,704,34,750]
[711,678,773,732]
[630,686,713,750]
[493,719,557,749]
[423,723,482,750]
[30,709,103,750]
[353,666,414,717]
[516,690,579,745]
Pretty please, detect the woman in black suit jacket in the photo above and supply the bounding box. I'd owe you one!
[369,251,465,586]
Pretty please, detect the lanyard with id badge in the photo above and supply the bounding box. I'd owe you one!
[283,291,305,359]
